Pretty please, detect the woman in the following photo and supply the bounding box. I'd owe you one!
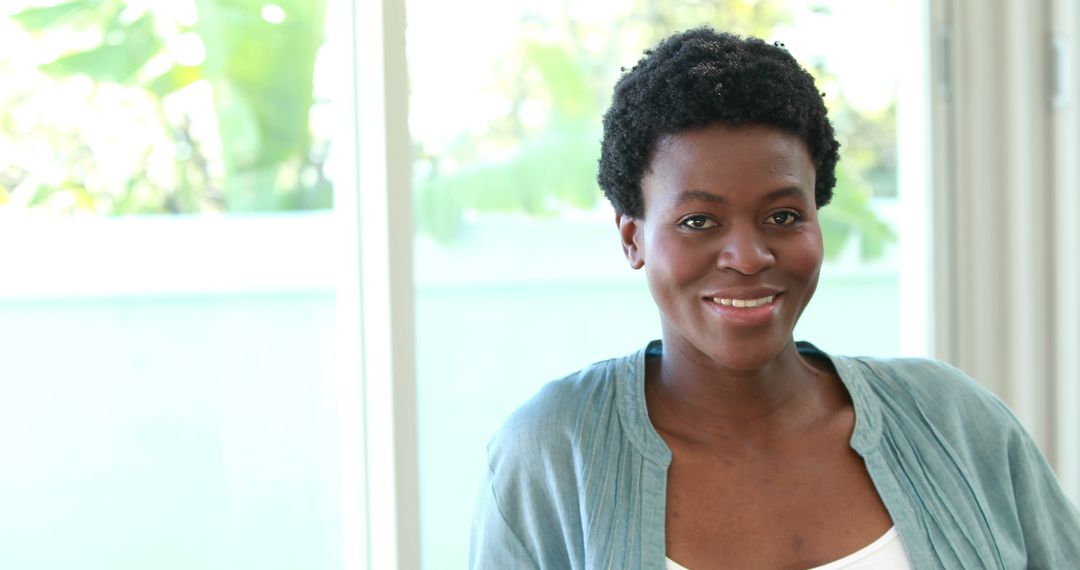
[470,28,1080,569]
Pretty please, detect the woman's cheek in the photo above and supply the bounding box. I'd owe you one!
[789,225,824,268]
[785,229,824,304]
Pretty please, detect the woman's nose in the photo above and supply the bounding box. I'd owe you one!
[716,224,775,275]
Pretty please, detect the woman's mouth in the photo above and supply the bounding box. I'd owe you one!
[703,293,782,326]
[709,295,775,308]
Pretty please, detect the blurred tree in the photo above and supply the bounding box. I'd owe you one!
[3,0,330,214]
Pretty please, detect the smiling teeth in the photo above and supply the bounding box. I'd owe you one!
[713,295,774,308]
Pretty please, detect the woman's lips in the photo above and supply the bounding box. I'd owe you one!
[709,294,774,308]
[703,293,782,325]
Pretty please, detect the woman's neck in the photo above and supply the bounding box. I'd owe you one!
[645,336,843,445]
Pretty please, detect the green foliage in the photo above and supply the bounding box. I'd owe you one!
[193,0,328,210]
[44,12,162,83]
[416,40,602,241]
[524,42,595,123]
[820,162,897,261]
[147,64,202,98]
[832,99,898,197]
[6,0,331,215]
[10,0,97,30]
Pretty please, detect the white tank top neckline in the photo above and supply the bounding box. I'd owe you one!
[664,525,912,570]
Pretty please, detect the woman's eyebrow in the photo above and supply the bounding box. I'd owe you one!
[673,187,807,205]
[674,189,726,205]
[762,187,807,202]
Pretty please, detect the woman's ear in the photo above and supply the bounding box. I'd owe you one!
[616,212,645,269]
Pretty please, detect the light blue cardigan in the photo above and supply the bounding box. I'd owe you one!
[470,341,1080,569]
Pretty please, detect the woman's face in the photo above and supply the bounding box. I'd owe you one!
[618,123,823,371]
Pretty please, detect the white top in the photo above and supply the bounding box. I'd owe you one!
[665,526,912,570]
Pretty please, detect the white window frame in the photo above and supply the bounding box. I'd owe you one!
[350,0,420,567]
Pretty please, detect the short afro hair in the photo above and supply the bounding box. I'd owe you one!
[598,27,839,217]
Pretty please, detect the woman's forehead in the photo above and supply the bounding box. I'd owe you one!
[647,124,815,189]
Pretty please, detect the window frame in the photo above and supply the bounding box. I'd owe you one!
[349,0,420,567]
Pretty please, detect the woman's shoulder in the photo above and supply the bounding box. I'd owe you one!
[484,349,639,472]
[832,353,1029,453]
[833,353,1080,563]
[798,342,974,393]
[836,353,1008,416]
[471,352,642,568]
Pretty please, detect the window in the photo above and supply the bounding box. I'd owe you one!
[0,1,357,568]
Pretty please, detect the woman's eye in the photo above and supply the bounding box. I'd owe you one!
[767,211,801,225]
[679,215,718,230]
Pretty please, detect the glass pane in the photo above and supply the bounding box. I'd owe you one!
[408,0,927,567]
[0,1,355,568]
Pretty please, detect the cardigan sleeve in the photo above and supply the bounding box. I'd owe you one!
[1004,418,1080,567]
[851,356,1080,567]
[469,465,540,570]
